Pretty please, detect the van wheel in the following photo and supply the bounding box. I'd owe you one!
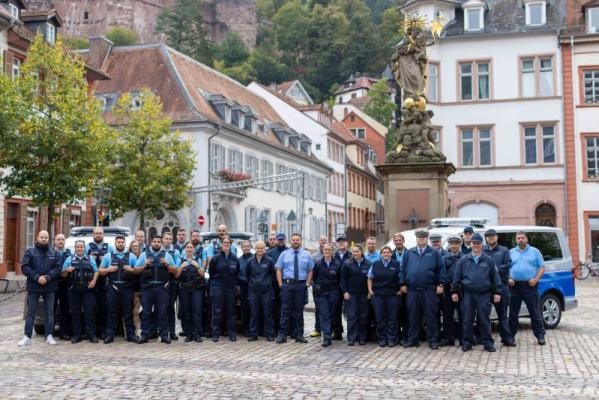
[34,324,45,335]
[541,293,561,329]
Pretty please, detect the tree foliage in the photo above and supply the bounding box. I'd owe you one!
[105,89,195,229]
[156,0,213,65]
[0,35,112,232]
[106,26,139,46]
[363,80,396,127]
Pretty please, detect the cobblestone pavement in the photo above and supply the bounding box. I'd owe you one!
[1,280,599,399]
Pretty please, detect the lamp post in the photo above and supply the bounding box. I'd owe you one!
[93,186,112,227]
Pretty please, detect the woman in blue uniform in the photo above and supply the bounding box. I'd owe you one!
[341,245,372,346]
[177,242,205,343]
[312,243,341,347]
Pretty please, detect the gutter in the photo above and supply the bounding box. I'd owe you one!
[207,124,221,232]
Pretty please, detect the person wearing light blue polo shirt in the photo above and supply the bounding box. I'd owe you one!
[364,237,381,264]
[508,231,546,345]
[275,233,314,344]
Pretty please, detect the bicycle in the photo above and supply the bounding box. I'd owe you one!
[574,254,599,280]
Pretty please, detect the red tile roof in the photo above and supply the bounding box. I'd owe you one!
[330,121,356,143]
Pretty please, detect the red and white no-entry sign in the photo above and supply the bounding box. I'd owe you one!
[197,215,206,226]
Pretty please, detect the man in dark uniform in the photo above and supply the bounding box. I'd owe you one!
[461,227,474,254]
[429,233,446,256]
[135,236,177,344]
[247,241,276,341]
[174,229,188,253]
[440,235,463,347]
[333,236,351,340]
[400,228,446,349]
[162,232,181,341]
[267,232,288,336]
[310,235,328,338]
[238,240,253,336]
[483,228,516,347]
[99,235,139,343]
[19,230,62,347]
[275,233,314,344]
[392,232,408,345]
[54,234,72,341]
[189,229,207,337]
[86,227,115,339]
[452,233,502,352]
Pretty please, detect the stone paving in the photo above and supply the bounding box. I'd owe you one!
[1,280,599,399]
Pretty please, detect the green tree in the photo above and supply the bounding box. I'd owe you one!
[61,35,90,50]
[363,80,396,127]
[156,0,213,65]
[213,32,250,67]
[0,35,112,232]
[272,0,310,65]
[105,89,195,229]
[249,46,293,84]
[214,59,257,85]
[379,7,403,59]
[106,26,139,46]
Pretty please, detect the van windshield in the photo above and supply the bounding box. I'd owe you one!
[497,232,563,261]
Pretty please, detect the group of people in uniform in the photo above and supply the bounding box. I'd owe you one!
[17,223,547,353]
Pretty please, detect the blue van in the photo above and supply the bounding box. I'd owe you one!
[386,219,577,329]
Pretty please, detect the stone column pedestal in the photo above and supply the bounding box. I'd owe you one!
[376,162,456,238]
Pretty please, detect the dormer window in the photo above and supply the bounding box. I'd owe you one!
[244,115,256,134]
[131,95,142,110]
[46,23,56,44]
[465,8,483,31]
[525,1,546,26]
[588,7,599,33]
[8,3,19,20]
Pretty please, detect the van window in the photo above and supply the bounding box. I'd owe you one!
[497,232,562,261]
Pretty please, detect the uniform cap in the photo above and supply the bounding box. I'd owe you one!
[415,228,429,237]
[484,228,497,236]
[463,226,474,234]
[275,233,286,240]
[471,233,484,243]
[429,233,442,241]
[447,235,462,243]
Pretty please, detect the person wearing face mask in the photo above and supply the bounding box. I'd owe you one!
[246,241,276,342]
[368,246,401,348]
[177,242,205,343]
[208,235,240,342]
[312,243,342,347]
[341,245,372,346]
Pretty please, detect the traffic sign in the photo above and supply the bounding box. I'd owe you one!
[197,215,206,226]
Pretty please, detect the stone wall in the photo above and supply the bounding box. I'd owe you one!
[29,0,258,48]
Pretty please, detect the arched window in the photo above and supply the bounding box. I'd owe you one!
[458,202,499,225]
[535,203,556,227]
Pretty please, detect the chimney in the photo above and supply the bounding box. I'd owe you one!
[87,36,113,70]
[343,107,348,117]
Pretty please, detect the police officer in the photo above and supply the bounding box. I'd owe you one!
[440,235,463,347]
[429,233,447,257]
[275,233,314,344]
[508,231,546,345]
[174,229,188,253]
[177,242,205,343]
[238,240,253,336]
[54,234,73,341]
[135,229,147,253]
[267,233,277,250]
[364,237,381,264]
[483,228,516,347]
[391,232,408,345]
[162,232,181,341]
[19,230,62,347]
[205,224,237,264]
[312,243,341,347]
[310,235,328,338]
[267,232,288,336]
[208,235,240,342]
[86,227,115,340]
[452,233,502,352]
[99,235,139,343]
[62,240,100,344]
[189,229,207,337]
[246,241,276,341]
[400,228,446,349]
[333,236,351,340]
[367,246,401,347]
[135,235,177,344]
[461,227,474,254]
[341,244,371,346]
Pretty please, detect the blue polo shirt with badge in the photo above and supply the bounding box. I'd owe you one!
[509,245,544,281]
[275,248,314,280]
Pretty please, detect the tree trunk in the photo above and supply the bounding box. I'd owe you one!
[46,199,54,236]
[139,207,145,230]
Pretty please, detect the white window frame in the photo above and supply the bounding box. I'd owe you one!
[260,159,273,190]
[522,123,557,165]
[26,208,38,248]
[428,63,439,102]
[588,7,599,34]
[210,143,226,173]
[8,3,19,20]
[459,126,494,168]
[464,7,484,31]
[227,148,243,173]
[350,128,365,139]
[583,69,599,104]
[244,153,259,178]
[459,60,491,101]
[525,1,546,26]
[12,58,20,79]
[585,136,599,179]
[46,23,56,44]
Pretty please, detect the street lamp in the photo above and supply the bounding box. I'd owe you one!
[93,186,112,227]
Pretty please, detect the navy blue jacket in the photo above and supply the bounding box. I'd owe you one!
[461,243,472,255]
[208,251,240,290]
[452,252,502,295]
[266,245,288,265]
[55,248,72,282]
[22,243,61,293]
[392,248,406,266]
[312,258,342,292]
[483,244,512,283]
[370,259,401,296]
[400,245,446,289]
[239,253,253,283]
[443,251,463,285]
[246,255,276,292]
[334,250,351,266]
[341,258,371,296]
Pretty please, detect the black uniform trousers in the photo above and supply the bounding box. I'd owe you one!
[279,282,307,338]
[345,294,369,343]
[509,281,545,339]
[462,291,493,347]
[69,286,97,339]
[372,294,400,345]
[442,283,462,342]
[105,284,135,339]
[180,285,204,338]
[211,286,236,338]
[141,284,169,339]
[406,288,440,345]
[314,290,340,340]
[248,288,274,338]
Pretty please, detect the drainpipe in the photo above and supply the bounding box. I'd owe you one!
[207,124,221,232]
[567,35,581,262]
